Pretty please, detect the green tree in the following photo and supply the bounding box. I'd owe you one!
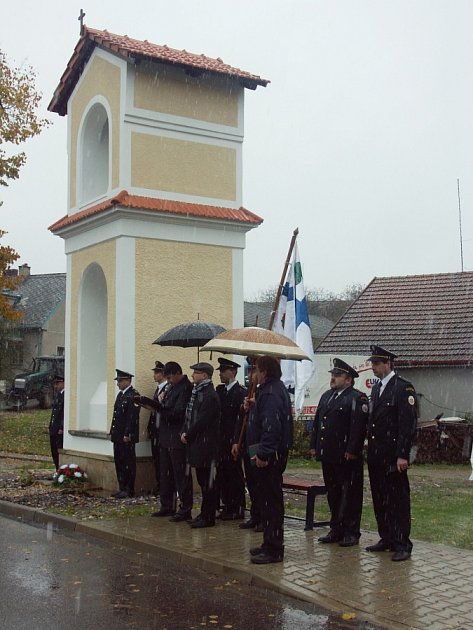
[0,49,49,196]
[0,50,49,380]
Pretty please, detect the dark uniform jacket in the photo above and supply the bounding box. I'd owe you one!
[49,390,64,436]
[147,383,167,439]
[183,382,221,468]
[310,386,368,465]
[246,378,293,461]
[216,382,246,462]
[109,387,140,443]
[367,374,417,466]
[159,376,193,449]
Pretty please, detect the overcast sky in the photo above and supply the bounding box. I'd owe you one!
[1,1,473,299]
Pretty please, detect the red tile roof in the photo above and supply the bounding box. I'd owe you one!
[316,272,473,367]
[49,26,269,115]
[48,191,263,233]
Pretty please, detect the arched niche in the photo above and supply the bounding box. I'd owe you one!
[78,263,108,430]
[79,102,110,205]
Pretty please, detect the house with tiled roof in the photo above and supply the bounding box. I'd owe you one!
[312,272,473,420]
[244,301,334,347]
[1,265,66,380]
[47,24,267,489]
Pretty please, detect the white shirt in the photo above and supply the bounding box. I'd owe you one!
[378,370,395,397]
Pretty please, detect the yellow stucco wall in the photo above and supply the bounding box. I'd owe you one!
[131,133,236,200]
[134,64,239,127]
[134,239,233,397]
[69,242,116,429]
[69,55,121,209]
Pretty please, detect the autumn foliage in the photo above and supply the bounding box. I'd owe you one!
[0,49,49,194]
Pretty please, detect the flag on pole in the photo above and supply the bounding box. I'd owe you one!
[272,241,315,412]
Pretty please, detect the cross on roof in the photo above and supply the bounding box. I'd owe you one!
[78,9,86,35]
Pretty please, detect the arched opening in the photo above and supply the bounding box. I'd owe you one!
[78,263,108,430]
[79,103,109,205]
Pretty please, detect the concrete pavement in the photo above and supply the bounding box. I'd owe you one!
[1,499,472,630]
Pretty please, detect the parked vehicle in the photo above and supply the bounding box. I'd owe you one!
[7,355,64,410]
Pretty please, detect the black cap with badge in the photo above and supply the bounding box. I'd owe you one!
[152,361,165,372]
[114,369,134,380]
[217,357,240,371]
[368,345,397,362]
[329,358,359,380]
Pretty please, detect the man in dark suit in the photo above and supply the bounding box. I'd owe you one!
[309,359,368,547]
[109,369,140,499]
[246,356,293,564]
[365,345,418,562]
[49,374,65,470]
[181,362,221,528]
[157,361,193,521]
[215,357,246,520]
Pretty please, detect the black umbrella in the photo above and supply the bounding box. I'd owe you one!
[153,321,226,359]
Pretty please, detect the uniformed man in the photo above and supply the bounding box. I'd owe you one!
[365,345,417,562]
[181,362,221,528]
[309,359,368,547]
[215,357,246,520]
[109,369,140,499]
[157,361,193,521]
[49,374,65,470]
[143,361,167,495]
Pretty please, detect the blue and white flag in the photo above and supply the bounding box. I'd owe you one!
[272,242,315,412]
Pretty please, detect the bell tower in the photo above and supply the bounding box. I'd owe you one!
[48,26,267,490]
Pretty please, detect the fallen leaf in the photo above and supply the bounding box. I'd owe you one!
[341,612,356,621]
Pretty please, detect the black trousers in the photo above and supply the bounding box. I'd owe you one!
[113,442,136,495]
[50,433,63,470]
[216,457,245,515]
[243,451,261,523]
[150,437,160,491]
[195,466,218,523]
[322,459,364,538]
[159,447,193,514]
[253,453,287,558]
[368,463,413,552]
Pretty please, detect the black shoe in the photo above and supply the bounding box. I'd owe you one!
[239,518,258,529]
[318,531,342,543]
[191,519,215,529]
[250,546,264,556]
[392,550,411,562]
[169,511,192,522]
[114,491,130,499]
[188,514,203,525]
[366,540,391,552]
[110,491,121,497]
[250,552,283,564]
[220,511,245,521]
[339,536,359,547]
[151,509,175,517]
[254,523,264,533]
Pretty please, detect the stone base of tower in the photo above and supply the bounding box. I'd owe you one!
[58,449,156,495]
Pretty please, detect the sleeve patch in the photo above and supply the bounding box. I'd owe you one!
[408,395,415,406]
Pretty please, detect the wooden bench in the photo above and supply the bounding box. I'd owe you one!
[283,476,329,531]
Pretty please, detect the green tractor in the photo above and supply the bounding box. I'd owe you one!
[7,355,65,411]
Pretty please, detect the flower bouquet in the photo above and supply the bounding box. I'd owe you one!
[53,463,88,489]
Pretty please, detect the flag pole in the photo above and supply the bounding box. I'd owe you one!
[268,227,299,330]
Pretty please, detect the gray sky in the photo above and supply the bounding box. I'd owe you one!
[1,0,473,299]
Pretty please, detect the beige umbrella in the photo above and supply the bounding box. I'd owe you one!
[200,326,312,361]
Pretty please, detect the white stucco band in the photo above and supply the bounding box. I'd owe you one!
[115,236,136,374]
[59,210,254,256]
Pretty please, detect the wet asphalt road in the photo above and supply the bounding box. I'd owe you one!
[0,515,382,630]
